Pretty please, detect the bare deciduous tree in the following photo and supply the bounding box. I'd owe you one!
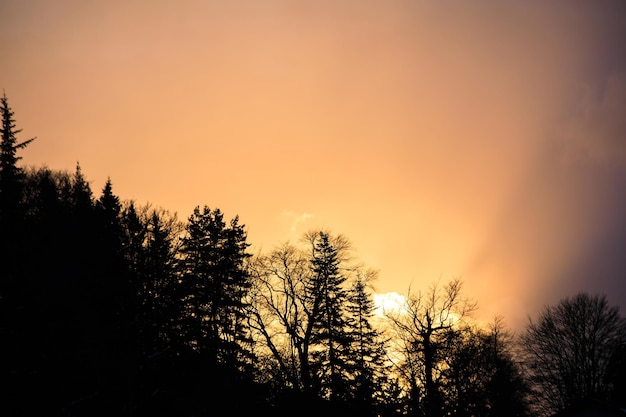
[386,277,476,417]
[519,292,626,416]
[248,241,311,393]
[247,230,378,407]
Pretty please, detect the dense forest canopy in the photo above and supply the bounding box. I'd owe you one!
[1,93,625,416]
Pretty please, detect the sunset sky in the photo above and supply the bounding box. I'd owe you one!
[2,0,625,330]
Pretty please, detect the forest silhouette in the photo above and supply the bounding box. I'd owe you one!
[1,93,625,417]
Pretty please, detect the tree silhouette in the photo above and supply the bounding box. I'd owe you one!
[248,230,405,416]
[0,92,35,301]
[0,96,558,415]
[96,177,122,236]
[520,292,626,416]
[176,206,255,374]
[307,231,353,402]
[345,270,399,417]
[142,207,182,356]
[0,92,35,226]
[483,317,531,416]
[604,342,626,408]
[386,278,477,417]
[248,241,312,397]
[438,318,530,416]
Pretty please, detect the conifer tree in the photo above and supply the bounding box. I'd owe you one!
[345,272,395,416]
[95,177,123,271]
[0,95,36,415]
[118,205,182,409]
[308,231,352,402]
[177,206,255,374]
[70,162,93,214]
[121,201,147,277]
[97,177,121,230]
[142,208,180,355]
[0,92,35,290]
[0,92,35,224]
[67,162,96,278]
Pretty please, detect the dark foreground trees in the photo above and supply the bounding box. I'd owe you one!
[0,168,537,416]
[0,92,35,301]
[440,318,531,417]
[520,292,626,416]
[0,158,537,416]
[248,231,398,416]
[385,278,530,417]
[175,205,256,380]
[386,278,476,416]
[1,92,589,416]
[0,92,35,226]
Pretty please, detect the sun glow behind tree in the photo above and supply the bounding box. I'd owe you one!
[373,292,407,317]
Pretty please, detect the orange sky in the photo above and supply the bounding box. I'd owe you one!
[2,0,625,330]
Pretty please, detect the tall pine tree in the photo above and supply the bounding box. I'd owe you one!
[345,272,396,416]
[308,232,352,403]
[0,92,35,225]
[0,92,35,291]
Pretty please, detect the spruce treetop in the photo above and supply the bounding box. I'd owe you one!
[1,91,35,178]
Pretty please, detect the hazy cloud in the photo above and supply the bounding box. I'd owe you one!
[466,69,626,329]
[554,74,626,168]
[281,210,315,232]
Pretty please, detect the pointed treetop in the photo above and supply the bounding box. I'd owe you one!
[71,161,93,211]
[1,91,35,176]
[98,176,121,215]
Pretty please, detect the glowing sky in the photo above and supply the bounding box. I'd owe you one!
[2,0,625,330]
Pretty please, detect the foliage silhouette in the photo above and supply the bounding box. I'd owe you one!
[520,292,626,416]
[385,278,478,417]
[9,92,623,416]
